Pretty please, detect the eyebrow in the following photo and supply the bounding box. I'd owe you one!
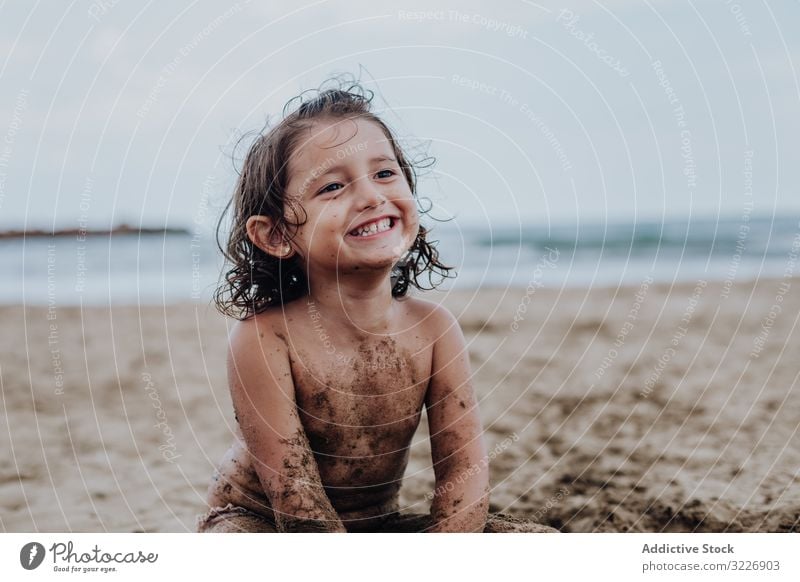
[305,155,398,190]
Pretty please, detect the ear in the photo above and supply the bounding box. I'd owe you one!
[246,215,295,259]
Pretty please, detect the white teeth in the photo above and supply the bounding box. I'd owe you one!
[351,217,392,237]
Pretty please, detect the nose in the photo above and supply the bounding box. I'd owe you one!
[354,176,387,210]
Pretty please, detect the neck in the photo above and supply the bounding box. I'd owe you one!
[304,266,396,337]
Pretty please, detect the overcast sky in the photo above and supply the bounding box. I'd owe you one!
[1,0,798,232]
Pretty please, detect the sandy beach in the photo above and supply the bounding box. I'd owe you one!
[1,277,798,532]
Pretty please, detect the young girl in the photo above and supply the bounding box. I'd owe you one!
[197,81,557,533]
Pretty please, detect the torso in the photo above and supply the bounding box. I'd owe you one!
[206,295,435,530]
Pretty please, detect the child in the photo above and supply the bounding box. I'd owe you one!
[197,80,557,533]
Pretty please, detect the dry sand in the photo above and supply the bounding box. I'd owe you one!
[1,277,799,532]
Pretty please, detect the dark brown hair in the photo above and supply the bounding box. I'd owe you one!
[214,78,454,320]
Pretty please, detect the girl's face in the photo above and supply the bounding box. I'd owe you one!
[284,117,419,277]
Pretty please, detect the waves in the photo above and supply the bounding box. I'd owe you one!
[2,215,798,303]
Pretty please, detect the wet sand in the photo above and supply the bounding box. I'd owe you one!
[1,277,798,532]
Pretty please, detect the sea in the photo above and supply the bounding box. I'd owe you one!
[3,215,799,305]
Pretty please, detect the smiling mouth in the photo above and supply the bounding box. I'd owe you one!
[348,217,396,238]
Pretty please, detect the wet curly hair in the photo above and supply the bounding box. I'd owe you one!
[214,78,454,320]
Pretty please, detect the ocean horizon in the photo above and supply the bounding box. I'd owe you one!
[3,215,798,305]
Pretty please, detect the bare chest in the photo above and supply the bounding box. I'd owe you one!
[289,335,431,453]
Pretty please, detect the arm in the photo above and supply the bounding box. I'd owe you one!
[227,316,346,533]
[424,305,490,532]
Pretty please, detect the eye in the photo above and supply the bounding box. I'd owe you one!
[375,169,395,179]
[318,182,344,195]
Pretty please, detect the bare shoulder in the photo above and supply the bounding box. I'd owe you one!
[399,296,461,337]
[227,308,291,363]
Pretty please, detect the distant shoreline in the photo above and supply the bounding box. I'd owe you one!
[0,224,191,240]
